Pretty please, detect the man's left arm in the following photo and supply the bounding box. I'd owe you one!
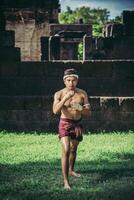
[81,91,91,117]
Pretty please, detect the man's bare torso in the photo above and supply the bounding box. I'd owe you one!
[58,88,85,120]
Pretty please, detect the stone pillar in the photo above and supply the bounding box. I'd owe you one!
[123,11,134,36]
[83,35,92,60]
[40,37,49,61]
[49,35,60,61]
[0,9,20,61]
[97,37,104,50]
[0,8,6,30]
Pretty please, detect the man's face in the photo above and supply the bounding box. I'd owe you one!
[64,76,78,90]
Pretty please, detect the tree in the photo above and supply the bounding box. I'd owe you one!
[59,6,110,36]
[110,15,122,23]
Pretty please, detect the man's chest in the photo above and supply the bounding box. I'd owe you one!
[63,93,84,107]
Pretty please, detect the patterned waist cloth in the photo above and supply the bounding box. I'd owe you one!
[58,118,83,141]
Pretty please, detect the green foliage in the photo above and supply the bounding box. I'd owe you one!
[78,42,83,60]
[0,132,134,199]
[93,24,103,37]
[110,15,122,23]
[59,6,110,36]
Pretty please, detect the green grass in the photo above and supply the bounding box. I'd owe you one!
[0,131,134,200]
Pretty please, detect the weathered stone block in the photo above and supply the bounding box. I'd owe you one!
[41,78,63,95]
[49,24,92,36]
[100,97,119,111]
[112,78,134,96]
[23,96,42,110]
[83,36,93,60]
[100,98,120,122]
[0,78,10,95]
[0,96,24,110]
[9,110,20,121]
[49,36,60,60]
[7,78,42,95]
[80,61,113,77]
[90,111,101,121]
[0,78,62,96]
[0,47,20,61]
[112,60,134,78]
[119,98,134,112]
[0,10,6,30]
[117,121,134,131]
[41,110,57,121]
[0,31,15,47]
[89,97,101,111]
[0,110,9,120]
[123,11,134,35]
[106,36,134,59]
[17,110,29,121]
[17,110,42,121]
[123,11,134,25]
[82,120,102,132]
[0,120,52,132]
[79,78,114,96]
[41,37,49,61]
[41,96,53,110]
[0,62,19,76]
[96,37,104,50]
[19,62,44,76]
[3,96,52,110]
[119,111,134,121]
[103,37,114,50]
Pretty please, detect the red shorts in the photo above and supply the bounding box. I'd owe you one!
[58,118,83,142]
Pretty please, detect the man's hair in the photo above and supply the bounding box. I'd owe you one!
[63,68,79,80]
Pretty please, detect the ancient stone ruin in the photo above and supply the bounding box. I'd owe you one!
[0,0,60,61]
[0,0,134,61]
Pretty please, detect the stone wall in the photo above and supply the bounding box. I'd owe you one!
[1,0,60,61]
[6,21,49,61]
[84,36,134,60]
[101,36,134,59]
[0,60,134,132]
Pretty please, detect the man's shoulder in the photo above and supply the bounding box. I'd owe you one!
[54,88,64,97]
[77,88,87,95]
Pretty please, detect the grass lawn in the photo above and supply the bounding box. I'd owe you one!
[0,131,134,200]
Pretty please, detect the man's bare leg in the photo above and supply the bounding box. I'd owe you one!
[69,139,81,177]
[61,136,71,189]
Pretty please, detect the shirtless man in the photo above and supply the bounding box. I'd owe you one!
[53,68,91,190]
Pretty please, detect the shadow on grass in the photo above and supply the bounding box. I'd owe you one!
[0,153,134,200]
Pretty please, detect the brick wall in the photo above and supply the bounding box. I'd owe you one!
[0,60,134,132]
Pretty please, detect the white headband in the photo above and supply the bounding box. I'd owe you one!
[63,74,79,80]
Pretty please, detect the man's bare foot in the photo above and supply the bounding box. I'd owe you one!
[69,171,81,177]
[64,181,71,190]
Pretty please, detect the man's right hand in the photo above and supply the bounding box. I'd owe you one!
[63,91,75,101]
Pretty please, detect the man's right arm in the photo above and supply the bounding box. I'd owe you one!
[53,92,66,114]
[53,90,75,114]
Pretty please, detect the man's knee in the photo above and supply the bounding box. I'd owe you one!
[63,146,70,156]
[70,145,77,154]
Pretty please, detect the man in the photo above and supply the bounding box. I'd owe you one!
[53,68,91,190]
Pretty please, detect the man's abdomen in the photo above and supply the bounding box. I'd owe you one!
[61,108,82,120]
